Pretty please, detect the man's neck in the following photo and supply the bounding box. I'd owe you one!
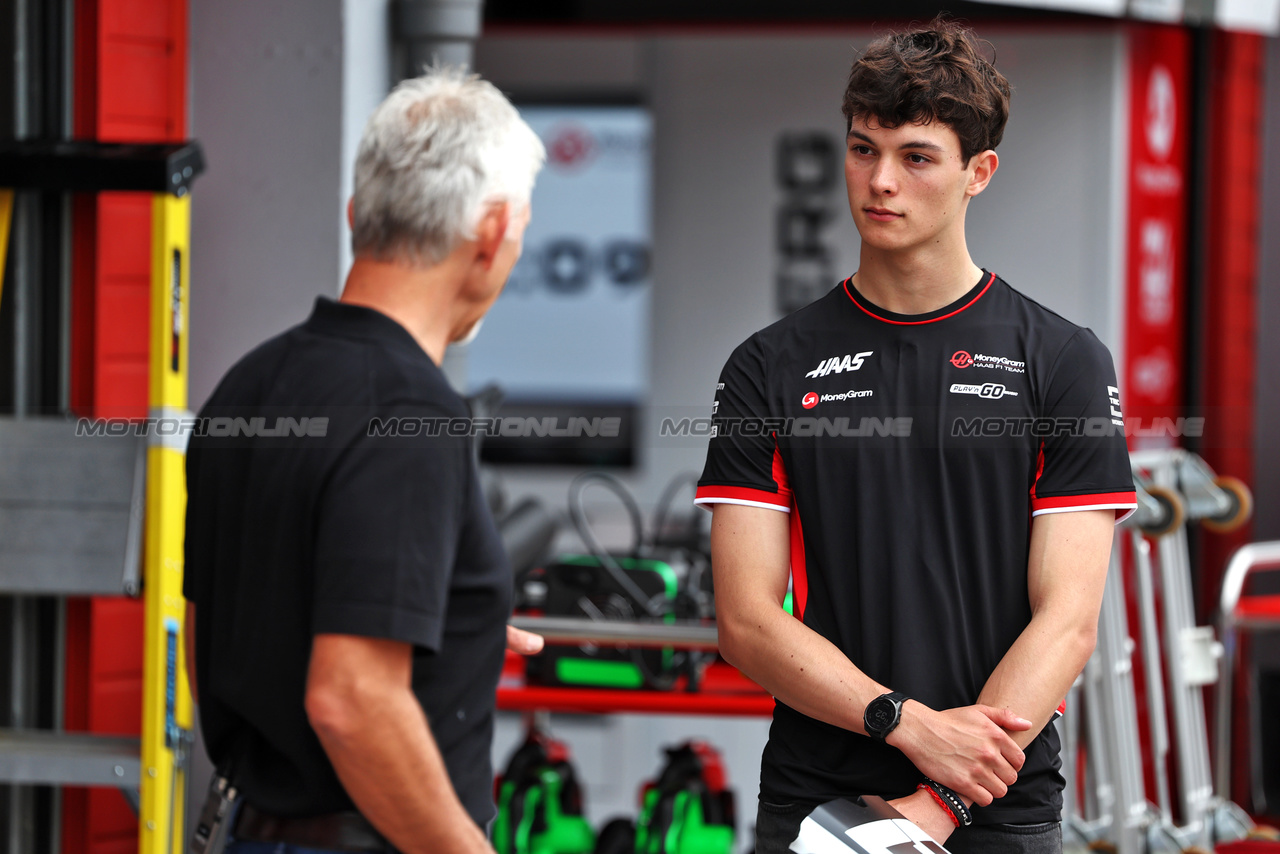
[852,244,985,317]
[339,256,463,365]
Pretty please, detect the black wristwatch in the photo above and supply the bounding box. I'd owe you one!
[864,691,910,740]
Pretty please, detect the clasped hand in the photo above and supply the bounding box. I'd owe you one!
[890,702,1031,806]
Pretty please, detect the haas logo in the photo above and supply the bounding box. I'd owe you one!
[802,392,819,409]
[950,351,973,368]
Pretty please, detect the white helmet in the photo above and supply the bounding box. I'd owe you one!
[789,796,951,854]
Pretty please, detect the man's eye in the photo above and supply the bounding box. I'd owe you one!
[851,145,873,156]
[907,154,931,164]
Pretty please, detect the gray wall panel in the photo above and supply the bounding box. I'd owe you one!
[189,0,345,411]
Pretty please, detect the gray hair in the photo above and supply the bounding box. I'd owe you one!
[351,67,545,266]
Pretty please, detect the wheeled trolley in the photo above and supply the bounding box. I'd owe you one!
[1128,450,1255,850]
[1216,542,1280,819]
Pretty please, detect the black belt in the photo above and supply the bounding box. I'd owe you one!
[234,802,392,852]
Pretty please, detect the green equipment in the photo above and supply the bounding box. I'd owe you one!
[495,732,596,854]
[633,742,735,854]
[524,554,679,690]
[523,471,717,692]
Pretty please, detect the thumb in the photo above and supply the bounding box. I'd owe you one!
[981,705,1033,730]
[506,624,545,655]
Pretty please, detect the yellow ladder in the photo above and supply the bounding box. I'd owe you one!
[140,189,195,854]
[0,140,204,854]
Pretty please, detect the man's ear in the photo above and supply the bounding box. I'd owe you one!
[473,202,511,271]
[346,197,355,229]
[966,149,999,197]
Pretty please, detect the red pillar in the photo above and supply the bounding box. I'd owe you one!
[1196,29,1266,812]
[64,1,187,850]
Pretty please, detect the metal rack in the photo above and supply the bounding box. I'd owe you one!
[1216,542,1280,816]
[1062,451,1258,853]
[498,617,774,717]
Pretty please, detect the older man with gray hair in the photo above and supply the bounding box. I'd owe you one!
[184,67,545,854]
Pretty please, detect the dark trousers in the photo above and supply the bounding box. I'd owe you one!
[755,800,1062,854]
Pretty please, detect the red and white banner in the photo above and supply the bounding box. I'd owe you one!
[1123,25,1191,450]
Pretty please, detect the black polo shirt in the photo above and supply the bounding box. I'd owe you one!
[184,297,512,822]
[697,272,1135,824]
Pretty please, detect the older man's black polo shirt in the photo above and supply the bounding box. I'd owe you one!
[184,297,511,822]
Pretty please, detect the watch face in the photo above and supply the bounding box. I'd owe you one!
[868,698,894,730]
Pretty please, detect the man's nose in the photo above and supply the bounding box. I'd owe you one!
[869,160,897,194]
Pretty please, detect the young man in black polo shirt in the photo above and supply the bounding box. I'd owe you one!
[697,21,1135,854]
[184,68,544,854]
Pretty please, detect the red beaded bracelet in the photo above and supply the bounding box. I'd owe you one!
[917,782,960,827]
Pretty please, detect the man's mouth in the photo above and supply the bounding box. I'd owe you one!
[865,207,902,221]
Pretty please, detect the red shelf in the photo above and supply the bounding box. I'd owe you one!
[1236,594,1280,621]
[496,653,775,717]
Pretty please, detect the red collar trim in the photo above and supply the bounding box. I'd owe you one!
[842,271,996,325]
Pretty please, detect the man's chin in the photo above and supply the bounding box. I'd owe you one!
[455,317,485,346]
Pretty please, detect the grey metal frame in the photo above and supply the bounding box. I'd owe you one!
[0,417,145,596]
[1129,448,1257,848]
[0,416,147,825]
[1214,540,1280,815]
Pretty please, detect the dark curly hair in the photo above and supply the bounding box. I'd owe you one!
[841,17,1012,163]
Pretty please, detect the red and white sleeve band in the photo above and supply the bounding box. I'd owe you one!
[694,485,791,513]
[1031,491,1137,525]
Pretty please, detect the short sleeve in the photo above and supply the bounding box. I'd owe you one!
[312,406,471,651]
[1031,331,1137,523]
[695,337,792,513]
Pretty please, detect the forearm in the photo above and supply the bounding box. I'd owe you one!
[306,635,491,854]
[976,610,1095,750]
[976,509,1112,751]
[711,503,1027,813]
[720,600,884,735]
[712,504,884,733]
[313,688,488,854]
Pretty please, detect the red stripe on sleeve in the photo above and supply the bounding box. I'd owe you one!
[790,500,808,621]
[694,442,794,511]
[765,442,808,620]
[1029,442,1046,503]
[693,485,790,509]
[771,444,793,504]
[1031,491,1139,519]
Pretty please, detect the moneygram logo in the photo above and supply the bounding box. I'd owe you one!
[802,392,819,409]
[950,351,1026,374]
[820,389,874,403]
